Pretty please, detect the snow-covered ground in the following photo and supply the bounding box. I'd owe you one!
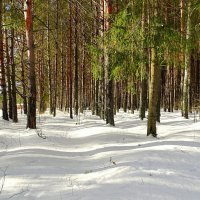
[0,110,200,200]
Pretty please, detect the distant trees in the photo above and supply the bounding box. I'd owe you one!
[0,0,199,136]
[92,0,200,136]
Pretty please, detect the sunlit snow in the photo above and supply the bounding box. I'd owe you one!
[0,110,200,200]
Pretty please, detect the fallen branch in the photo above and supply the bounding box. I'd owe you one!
[0,166,8,194]
[8,187,29,199]
[36,128,46,139]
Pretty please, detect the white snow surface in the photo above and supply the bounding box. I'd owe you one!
[0,110,200,200]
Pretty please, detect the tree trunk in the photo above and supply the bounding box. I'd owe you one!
[10,29,18,123]
[24,0,36,129]
[68,0,73,119]
[156,69,161,122]
[123,80,128,113]
[115,81,121,112]
[5,30,12,119]
[104,0,115,126]
[0,0,9,120]
[106,78,115,126]
[47,0,53,114]
[60,21,66,111]
[21,35,27,114]
[147,48,160,137]
[147,0,160,137]
[139,0,147,120]
[74,3,79,116]
[183,1,191,119]
[53,0,59,117]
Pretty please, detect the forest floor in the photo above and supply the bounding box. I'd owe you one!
[0,110,200,200]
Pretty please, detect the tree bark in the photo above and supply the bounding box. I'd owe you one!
[183,1,191,119]
[5,30,12,119]
[147,48,160,137]
[104,0,115,126]
[21,35,27,114]
[53,0,59,117]
[0,0,9,120]
[74,2,79,116]
[47,0,53,114]
[10,29,18,122]
[139,0,147,120]
[68,0,73,119]
[147,0,160,137]
[24,0,36,129]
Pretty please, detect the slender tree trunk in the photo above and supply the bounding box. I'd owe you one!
[94,2,100,116]
[170,65,174,112]
[21,36,27,114]
[139,0,147,120]
[10,29,18,122]
[68,0,73,119]
[0,0,9,120]
[5,30,12,119]
[38,42,47,114]
[100,0,105,120]
[183,1,191,119]
[106,78,115,125]
[180,0,184,116]
[24,0,36,129]
[123,80,128,113]
[53,0,59,117]
[80,39,86,113]
[147,48,160,137]
[115,81,121,112]
[147,0,160,137]
[139,70,147,119]
[95,80,100,115]
[156,69,161,122]
[104,0,115,126]
[60,21,66,111]
[74,2,79,116]
[47,0,53,114]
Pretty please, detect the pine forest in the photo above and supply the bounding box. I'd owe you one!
[0,0,200,199]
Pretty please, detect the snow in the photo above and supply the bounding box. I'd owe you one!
[0,110,200,200]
